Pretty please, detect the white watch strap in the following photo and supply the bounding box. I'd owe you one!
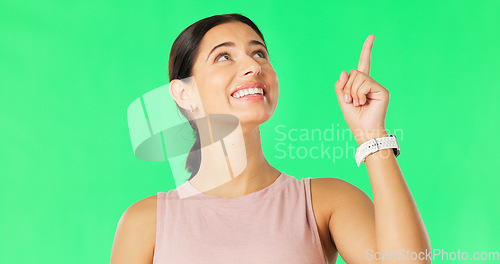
[355,135,400,167]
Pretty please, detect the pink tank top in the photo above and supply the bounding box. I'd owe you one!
[153,172,328,264]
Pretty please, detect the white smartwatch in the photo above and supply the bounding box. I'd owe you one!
[354,134,400,167]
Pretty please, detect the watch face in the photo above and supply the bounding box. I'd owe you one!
[393,148,401,157]
[390,134,400,156]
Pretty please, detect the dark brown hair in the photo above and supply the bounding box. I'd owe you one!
[168,13,267,181]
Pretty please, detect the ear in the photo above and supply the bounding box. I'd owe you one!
[169,79,193,111]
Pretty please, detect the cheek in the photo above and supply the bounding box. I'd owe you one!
[263,66,279,96]
[211,73,232,88]
[197,71,232,104]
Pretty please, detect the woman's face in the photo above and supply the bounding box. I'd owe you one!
[191,21,279,127]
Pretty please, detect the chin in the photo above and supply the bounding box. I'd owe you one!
[236,109,274,129]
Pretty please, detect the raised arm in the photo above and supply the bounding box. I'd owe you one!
[329,35,431,264]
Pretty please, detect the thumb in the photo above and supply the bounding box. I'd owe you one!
[334,71,348,105]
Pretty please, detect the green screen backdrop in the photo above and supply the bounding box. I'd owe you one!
[1,0,499,263]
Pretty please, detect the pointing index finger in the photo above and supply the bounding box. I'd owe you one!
[357,34,375,76]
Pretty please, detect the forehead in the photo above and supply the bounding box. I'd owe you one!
[199,21,263,51]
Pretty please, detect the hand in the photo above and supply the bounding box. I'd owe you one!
[334,35,390,145]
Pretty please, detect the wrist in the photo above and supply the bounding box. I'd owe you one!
[353,129,388,146]
[364,148,395,162]
[354,132,400,167]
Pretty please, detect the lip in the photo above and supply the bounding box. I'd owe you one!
[230,81,266,97]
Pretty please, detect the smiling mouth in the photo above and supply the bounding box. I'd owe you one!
[231,88,265,99]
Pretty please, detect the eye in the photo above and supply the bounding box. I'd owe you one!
[214,49,268,63]
[215,51,231,62]
[254,50,267,59]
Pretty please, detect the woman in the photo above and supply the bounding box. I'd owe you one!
[111,13,430,264]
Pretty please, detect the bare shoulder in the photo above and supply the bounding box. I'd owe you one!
[110,195,158,264]
[310,177,373,215]
[116,195,157,233]
[122,195,158,223]
[310,177,365,199]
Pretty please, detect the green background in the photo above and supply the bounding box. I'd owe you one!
[1,0,499,263]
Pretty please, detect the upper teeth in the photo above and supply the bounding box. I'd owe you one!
[232,88,264,98]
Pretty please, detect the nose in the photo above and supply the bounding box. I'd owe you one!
[240,56,262,77]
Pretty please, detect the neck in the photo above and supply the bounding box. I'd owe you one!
[189,121,280,198]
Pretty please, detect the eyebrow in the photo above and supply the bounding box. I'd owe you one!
[205,40,267,61]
